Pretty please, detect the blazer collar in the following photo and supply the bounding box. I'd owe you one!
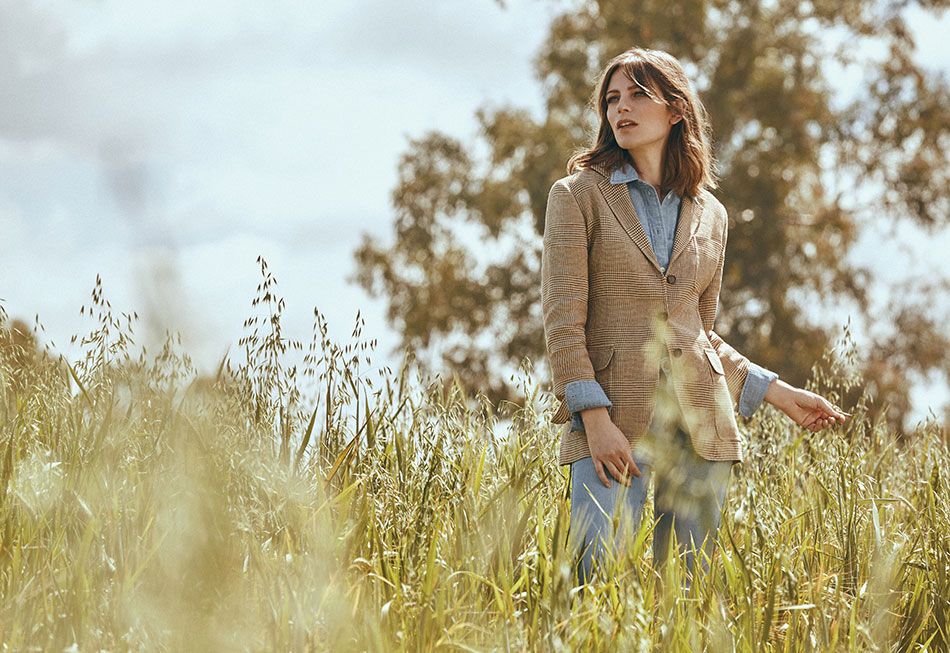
[590,159,703,274]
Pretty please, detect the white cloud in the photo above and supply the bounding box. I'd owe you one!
[0,0,946,425]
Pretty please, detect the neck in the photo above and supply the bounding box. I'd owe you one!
[627,143,666,189]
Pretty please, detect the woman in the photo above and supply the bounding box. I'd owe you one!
[540,47,849,585]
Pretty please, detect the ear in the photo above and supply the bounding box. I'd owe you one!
[669,99,686,125]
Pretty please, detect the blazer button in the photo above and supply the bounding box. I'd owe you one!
[660,311,668,321]
[672,348,682,357]
[666,274,677,284]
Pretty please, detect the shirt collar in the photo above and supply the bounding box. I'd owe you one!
[609,161,641,185]
[610,161,681,201]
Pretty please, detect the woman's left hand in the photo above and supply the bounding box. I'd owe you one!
[767,380,850,431]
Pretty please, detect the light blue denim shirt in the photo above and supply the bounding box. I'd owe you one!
[565,161,779,433]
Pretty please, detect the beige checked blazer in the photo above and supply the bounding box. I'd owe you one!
[541,160,755,465]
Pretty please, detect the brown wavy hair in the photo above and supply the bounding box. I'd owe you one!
[567,47,719,199]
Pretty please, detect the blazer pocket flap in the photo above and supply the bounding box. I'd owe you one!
[589,346,615,372]
[704,348,725,375]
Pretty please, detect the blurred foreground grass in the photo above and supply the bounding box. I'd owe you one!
[1,269,948,651]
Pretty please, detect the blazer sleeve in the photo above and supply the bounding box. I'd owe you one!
[699,203,776,410]
[541,179,600,407]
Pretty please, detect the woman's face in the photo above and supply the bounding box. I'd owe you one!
[604,68,680,153]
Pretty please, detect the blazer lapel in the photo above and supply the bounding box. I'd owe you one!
[593,162,704,274]
[597,176,661,272]
[667,193,701,270]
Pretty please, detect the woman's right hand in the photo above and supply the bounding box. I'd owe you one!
[581,407,641,488]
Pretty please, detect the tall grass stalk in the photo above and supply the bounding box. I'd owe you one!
[0,271,947,651]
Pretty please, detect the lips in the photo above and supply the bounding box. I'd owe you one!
[617,120,638,129]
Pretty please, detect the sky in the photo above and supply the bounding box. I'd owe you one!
[1,0,948,426]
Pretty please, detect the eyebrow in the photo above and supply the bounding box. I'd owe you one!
[606,85,645,94]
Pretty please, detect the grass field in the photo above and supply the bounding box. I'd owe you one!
[1,279,948,651]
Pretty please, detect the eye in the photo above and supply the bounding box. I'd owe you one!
[606,96,617,103]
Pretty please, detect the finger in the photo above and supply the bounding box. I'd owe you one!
[821,398,851,421]
[593,459,611,488]
[623,451,642,478]
[824,406,846,421]
[617,448,639,478]
[605,459,629,487]
[816,395,836,413]
[800,412,818,429]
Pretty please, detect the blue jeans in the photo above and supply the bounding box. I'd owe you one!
[568,371,736,585]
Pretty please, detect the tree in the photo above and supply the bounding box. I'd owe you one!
[0,317,51,395]
[352,0,949,434]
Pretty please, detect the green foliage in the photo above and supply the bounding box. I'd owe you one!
[1,277,947,650]
[352,0,950,435]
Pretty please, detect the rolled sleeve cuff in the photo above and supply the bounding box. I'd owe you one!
[565,379,611,432]
[570,411,585,433]
[738,362,778,418]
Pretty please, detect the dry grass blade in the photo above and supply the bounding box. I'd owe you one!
[0,281,947,651]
